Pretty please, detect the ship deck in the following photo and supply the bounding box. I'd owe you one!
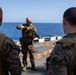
[19,41,55,75]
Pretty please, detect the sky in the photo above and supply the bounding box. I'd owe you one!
[0,0,76,23]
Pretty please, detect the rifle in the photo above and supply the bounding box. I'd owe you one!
[29,29,40,39]
[22,25,40,38]
[19,28,40,45]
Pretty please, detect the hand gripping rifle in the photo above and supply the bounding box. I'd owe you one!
[19,27,40,45]
[29,29,40,39]
[22,25,40,39]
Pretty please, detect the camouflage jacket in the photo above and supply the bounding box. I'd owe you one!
[47,32,76,75]
[22,24,36,39]
[1,36,22,75]
[17,23,37,43]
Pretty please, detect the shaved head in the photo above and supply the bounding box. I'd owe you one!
[26,17,32,23]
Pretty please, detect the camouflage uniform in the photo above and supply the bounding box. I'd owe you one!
[17,23,36,69]
[0,34,22,75]
[47,32,76,75]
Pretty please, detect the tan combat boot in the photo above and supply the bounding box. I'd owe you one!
[22,64,27,71]
[22,67,26,71]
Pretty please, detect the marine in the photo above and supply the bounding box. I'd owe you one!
[47,7,76,75]
[0,7,22,75]
[16,17,38,71]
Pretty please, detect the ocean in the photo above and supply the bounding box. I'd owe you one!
[0,22,65,40]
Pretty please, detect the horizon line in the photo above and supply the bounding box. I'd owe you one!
[3,21,62,23]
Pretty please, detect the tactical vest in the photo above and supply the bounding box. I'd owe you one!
[0,33,9,75]
[57,38,76,75]
[22,24,35,43]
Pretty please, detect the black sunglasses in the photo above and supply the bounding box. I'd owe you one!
[27,22,32,24]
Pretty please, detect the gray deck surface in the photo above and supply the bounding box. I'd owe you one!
[20,41,54,75]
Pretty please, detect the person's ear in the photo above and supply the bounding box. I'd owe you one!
[63,18,67,26]
[0,7,3,26]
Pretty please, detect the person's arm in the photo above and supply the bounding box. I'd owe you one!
[16,24,25,30]
[3,37,22,75]
[32,25,40,38]
[47,44,70,75]
[31,25,37,33]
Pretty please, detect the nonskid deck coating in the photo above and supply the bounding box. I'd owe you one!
[19,41,55,75]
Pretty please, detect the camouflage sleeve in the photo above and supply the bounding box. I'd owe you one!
[34,27,37,32]
[16,24,23,30]
[47,44,70,75]
[32,26,37,35]
[2,37,22,75]
[32,25,37,32]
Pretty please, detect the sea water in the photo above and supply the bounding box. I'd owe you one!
[0,22,64,40]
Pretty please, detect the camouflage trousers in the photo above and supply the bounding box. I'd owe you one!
[22,42,35,68]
